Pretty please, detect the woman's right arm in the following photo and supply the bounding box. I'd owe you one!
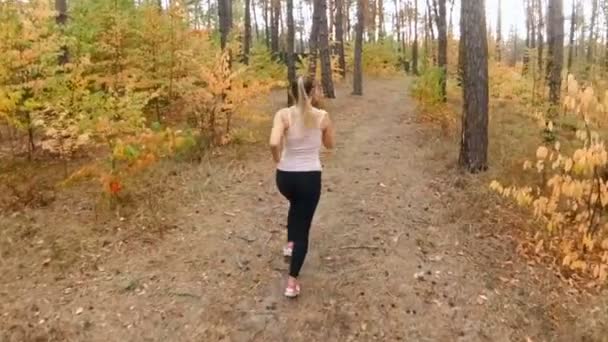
[269,110,286,163]
[321,112,335,149]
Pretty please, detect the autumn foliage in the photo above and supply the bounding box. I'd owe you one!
[491,75,608,285]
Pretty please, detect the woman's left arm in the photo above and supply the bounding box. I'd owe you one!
[269,110,286,163]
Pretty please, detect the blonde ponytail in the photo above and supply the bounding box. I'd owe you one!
[296,76,316,128]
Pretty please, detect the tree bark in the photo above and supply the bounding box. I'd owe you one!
[604,2,608,73]
[353,0,364,95]
[434,0,447,101]
[523,0,532,74]
[412,0,419,74]
[218,0,233,50]
[567,0,576,72]
[55,0,69,64]
[271,0,280,54]
[536,0,544,79]
[369,0,377,41]
[547,0,564,107]
[243,0,252,64]
[378,0,385,40]
[263,0,270,48]
[496,0,502,62]
[287,0,296,105]
[586,0,598,64]
[458,0,489,173]
[308,0,321,77]
[317,0,336,98]
[335,0,347,77]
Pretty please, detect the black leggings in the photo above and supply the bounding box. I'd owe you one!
[276,170,322,278]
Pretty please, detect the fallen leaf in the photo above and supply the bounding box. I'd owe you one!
[75,307,84,315]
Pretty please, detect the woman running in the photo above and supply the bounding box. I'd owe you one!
[269,76,335,298]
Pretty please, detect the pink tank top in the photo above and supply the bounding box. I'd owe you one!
[277,107,324,172]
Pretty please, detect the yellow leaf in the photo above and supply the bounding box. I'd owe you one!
[536,146,549,159]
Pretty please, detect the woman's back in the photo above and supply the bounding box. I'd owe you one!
[277,106,326,172]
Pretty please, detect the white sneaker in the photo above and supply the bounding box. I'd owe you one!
[283,243,293,257]
[284,284,300,298]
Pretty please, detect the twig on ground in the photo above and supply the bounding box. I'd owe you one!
[340,245,384,251]
[237,235,257,243]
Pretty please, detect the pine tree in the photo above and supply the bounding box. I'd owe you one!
[458,0,489,172]
[353,0,364,95]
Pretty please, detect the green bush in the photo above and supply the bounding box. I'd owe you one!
[411,66,444,106]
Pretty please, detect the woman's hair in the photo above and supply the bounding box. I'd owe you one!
[290,76,316,128]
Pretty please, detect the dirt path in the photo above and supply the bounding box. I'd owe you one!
[2,78,606,341]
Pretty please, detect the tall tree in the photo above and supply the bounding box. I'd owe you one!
[495,0,502,62]
[271,0,280,54]
[252,0,260,40]
[243,0,252,64]
[317,0,336,97]
[378,0,385,39]
[335,0,347,77]
[433,0,447,101]
[353,0,364,95]
[523,0,533,74]
[308,0,321,77]
[287,0,296,105]
[218,0,233,49]
[395,0,402,48]
[55,0,68,64]
[586,0,598,65]
[412,0,419,74]
[546,0,564,107]
[448,0,455,36]
[536,0,544,78]
[567,0,576,71]
[263,0,271,48]
[458,0,489,172]
[603,1,608,73]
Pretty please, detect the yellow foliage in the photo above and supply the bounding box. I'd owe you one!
[491,75,608,284]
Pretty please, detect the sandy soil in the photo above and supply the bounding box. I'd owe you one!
[1,77,607,342]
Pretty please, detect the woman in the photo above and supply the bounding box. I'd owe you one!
[269,76,335,298]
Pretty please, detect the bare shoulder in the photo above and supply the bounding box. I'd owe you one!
[274,107,292,123]
[313,107,330,129]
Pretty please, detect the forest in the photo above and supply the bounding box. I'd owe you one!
[1,0,608,340]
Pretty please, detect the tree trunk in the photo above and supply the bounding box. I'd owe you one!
[412,0,419,74]
[328,0,335,41]
[335,0,347,77]
[369,0,377,41]
[378,0,385,40]
[218,0,232,49]
[586,0,598,64]
[317,0,336,98]
[243,0,252,64]
[394,0,401,48]
[252,0,260,41]
[55,0,69,64]
[353,0,364,95]
[425,0,435,41]
[308,0,321,77]
[536,0,544,79]
[435,0,447,101]
[271,0,280,54]
[567,0,576,72]
[287,0,296,105]
[523,0,532,74]
[547,0,564,107]
[496,0,502,62]
[458,0,489,173]
[604,3,608,73]
[263,0,270,48]
[448,0,454,36]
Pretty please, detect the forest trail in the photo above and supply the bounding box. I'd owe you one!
[1,78,603,342]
